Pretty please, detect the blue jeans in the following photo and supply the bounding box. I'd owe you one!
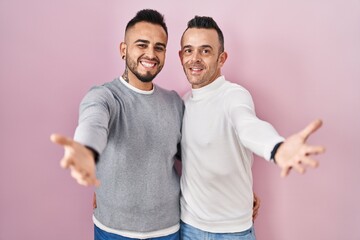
[180,221,256,240]
[94,224,180,240]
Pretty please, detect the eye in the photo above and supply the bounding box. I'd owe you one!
[137,44,147,48]
[155,46,165,52]
[202,49,211,54]
[183,48,192,54]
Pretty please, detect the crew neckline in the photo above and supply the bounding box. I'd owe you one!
[118,77,155,95]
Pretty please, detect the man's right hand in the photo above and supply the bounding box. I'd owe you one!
[50,134,100,186]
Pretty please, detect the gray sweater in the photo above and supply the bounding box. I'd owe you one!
[74,78,183,233]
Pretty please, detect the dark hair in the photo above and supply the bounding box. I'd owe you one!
[125,9,168,36]
[185,16,224,52]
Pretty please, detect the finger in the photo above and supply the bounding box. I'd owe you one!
[60,156,74,169]
[253,196,260,209]
[253,212,258,221]
[71,169,93,186]
[81,174,100,187]
[253,203,260,221]
[70,167,84,180]
[299,119,323,140]
[281,166,291,178]
[93,193,97,209]
[299,156,319,168]
[304,145,326,155]
[292,162,306,174]
[73,166,100,187]
[50,134,74,147]
[94,179,100,187]
[256,197,261,208]
[86,172,100,187]
[77,178,89,186]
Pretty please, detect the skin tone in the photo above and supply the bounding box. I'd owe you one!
[92,187,261,221]
[179,27,325,177]
[253,193,260,220]
[50,135,99,186]
[120,21,167,91]
[50,21,168,186]
[179,28,227,89]
[51,19,323,223]
[51,19,264,222]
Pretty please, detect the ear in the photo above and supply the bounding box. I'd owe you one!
[178,50,183,62]
[120,42,127,59]
[218,51,228,67]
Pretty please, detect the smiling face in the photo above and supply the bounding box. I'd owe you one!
[179,28,227,89]
[121,21,167,86]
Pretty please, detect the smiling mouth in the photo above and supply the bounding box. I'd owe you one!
[140,60,157,69]
[189,66,204,74]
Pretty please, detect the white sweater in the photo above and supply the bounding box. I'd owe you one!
[180,76,284,233]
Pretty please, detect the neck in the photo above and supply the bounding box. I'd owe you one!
[122,70,153,91]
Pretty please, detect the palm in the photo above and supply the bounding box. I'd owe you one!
[51,134,100,186]
[275,119,325,177]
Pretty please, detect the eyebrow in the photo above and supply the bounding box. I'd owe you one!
[182,44,213,49]
[134,39,166,48]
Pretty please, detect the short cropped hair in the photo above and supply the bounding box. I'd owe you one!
[125,9,168,36]
[185,16,224,53]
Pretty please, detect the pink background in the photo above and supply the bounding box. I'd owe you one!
[1,0,359,239]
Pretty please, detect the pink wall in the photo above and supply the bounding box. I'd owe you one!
[1,0,359,239]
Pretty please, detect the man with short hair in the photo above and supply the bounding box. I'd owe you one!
[178,16,325,239]
[51,9,183,240]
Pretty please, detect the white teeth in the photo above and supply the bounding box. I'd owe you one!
[141,61,155,68]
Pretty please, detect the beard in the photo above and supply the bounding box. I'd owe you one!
[133,70,157,82]
[126,57,162,83]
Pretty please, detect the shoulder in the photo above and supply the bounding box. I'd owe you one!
[223,80,252,98]
[155,85,184,115]
[155,85,182,102]
[222,80,250,94]
[182,90,192,102]
[221,80,255,110]
[81,80,118,105]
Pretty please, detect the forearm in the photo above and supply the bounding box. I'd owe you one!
[230,104,284,160]
[74,86,112,155]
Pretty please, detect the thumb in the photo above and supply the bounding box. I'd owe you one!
[299,119,323,140]
[50,134,73,147]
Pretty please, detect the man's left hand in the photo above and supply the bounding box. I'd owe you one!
[275,119,326,177]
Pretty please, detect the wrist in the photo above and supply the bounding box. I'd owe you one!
[271,141,283,164]
[85,146,99,164]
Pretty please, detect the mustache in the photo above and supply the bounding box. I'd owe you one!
[140,56,160,64]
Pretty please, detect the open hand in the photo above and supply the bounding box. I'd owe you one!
[50,134,100,186]
[275,119,326,177]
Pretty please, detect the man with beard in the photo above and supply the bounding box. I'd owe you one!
[51,9,183,239]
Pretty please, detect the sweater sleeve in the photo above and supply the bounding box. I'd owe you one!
[225,87,284,160]
[74,86,114,155]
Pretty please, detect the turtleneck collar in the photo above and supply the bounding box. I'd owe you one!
[190,76,226,100]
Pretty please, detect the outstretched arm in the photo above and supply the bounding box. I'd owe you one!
[274,119,326,177]
[50,134,100,186]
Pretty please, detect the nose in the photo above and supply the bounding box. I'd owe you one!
[190,51,201,63]
[145,47,157,59]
